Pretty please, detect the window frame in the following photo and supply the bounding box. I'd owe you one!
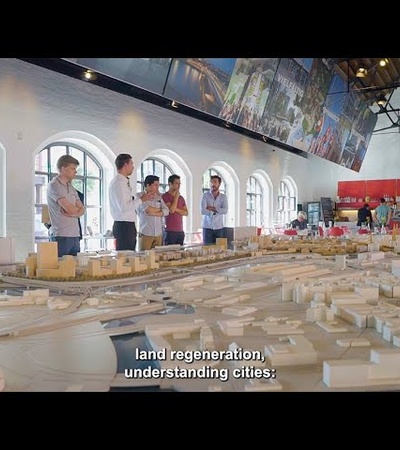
[246,175,263,227]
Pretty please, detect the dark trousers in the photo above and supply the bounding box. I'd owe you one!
[51,236,81,257]
[112,221,137,251]
[164,230,185,245]
[203,228,224,245]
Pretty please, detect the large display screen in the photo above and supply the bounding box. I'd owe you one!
[219,58,279,131]
[65,58,172,95]
[63,57,377,172]
[163,58,237,116]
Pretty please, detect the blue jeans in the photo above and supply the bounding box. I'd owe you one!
[51,236,81,257]
[203,228,225,245]
[164,231,185,245]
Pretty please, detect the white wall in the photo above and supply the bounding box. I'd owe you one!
[0,142,5,237]
[0,58,396,261]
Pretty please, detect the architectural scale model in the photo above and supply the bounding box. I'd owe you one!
[2,231,400,392]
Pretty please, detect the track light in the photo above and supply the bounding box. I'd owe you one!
[377,94,387,106]
[379,58,389,67]
[171,100,179,108]
[82,70,97,81]
[356,67,368,78]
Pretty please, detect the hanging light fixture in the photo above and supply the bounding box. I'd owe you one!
[356,66,368,78]
[377,94,387,106]
[81,70,97,81]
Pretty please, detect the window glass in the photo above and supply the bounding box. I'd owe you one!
[35,150,48,172]
[277,180,296,225]
[246,176,263,227]
[87,157,100,177]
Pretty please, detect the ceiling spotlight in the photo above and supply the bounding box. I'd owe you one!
[224,122,231,128]
[356,67,368,78]
[171,100,179,108]
[376,94,387,106]
[82,70,97,81]
[379,58,389,67]
[262,136,268,143]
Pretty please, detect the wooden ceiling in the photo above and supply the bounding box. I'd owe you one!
[334,58,400,106]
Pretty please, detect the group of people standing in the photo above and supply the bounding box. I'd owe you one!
[108,153,188,252]
[357,198,392,227]
[46,153,229,258]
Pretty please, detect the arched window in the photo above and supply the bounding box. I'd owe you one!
[34,143,103,246]
[246,176,263,227]
[202,168,225,194]
[136,157,173,193]
[277,180,296,225]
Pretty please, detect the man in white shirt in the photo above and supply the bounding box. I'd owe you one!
[109,153,153,250]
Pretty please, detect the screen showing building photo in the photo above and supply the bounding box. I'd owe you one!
[259,58,315,148]
[337,90,377,171]
[308,72,347,163]
[163,58,237,116]
[219,58,279,132]
[284,58,333,150]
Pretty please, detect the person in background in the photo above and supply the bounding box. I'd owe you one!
[162,174,188,245]
[200,175,228,245]
[357,203,373,227]
[374,197,391,227]
[137,175,169,251]
[47,155,85,257]
[290,211,308,230]
[109,153,154,251]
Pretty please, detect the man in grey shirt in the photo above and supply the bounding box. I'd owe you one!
[47,155,85,257]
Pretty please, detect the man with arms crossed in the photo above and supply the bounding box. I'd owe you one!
[200,175,228,245]
[162,174,188,245]
[137,175,169,251]
[109,153,153,251]
[47,155,85,257]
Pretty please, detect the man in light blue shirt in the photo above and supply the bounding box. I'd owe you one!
[374,197,391,226]
[200,175,228,244]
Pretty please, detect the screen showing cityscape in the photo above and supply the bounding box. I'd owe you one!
[64,57,378,172]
